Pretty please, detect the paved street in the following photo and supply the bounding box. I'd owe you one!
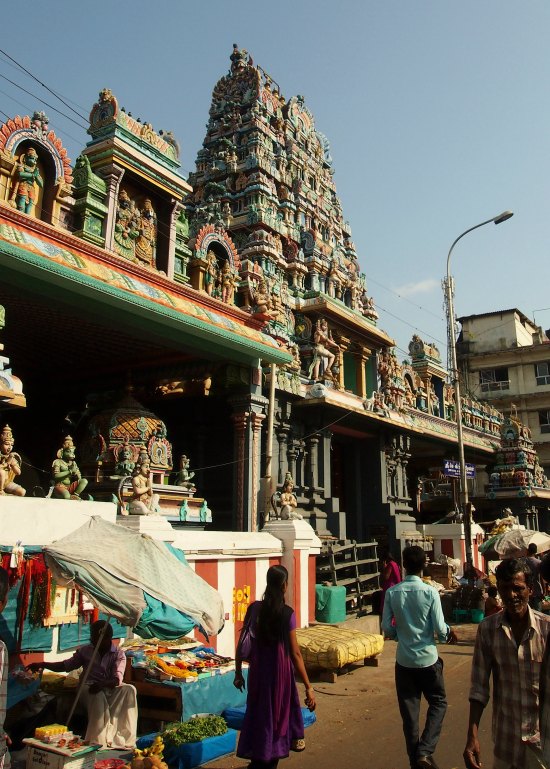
[209,623,492,769]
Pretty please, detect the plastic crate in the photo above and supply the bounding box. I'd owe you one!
[452,609,470,623]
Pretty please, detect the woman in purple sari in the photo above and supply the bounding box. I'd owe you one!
[234,565,316,769]
[380,552,402,616]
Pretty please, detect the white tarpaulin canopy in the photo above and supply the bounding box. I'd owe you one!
[481,527,550,559]
[43,516,225,637]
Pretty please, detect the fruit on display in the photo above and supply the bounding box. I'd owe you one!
[128,736,167,769]
[150,656,198,680]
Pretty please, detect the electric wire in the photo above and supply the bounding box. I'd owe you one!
[366,274,445,322]
[0,72,88,130]
[0,87,85,148]
[0,47,88,123]
[0,59,453,344]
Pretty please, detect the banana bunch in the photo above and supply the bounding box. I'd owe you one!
[133,736,164,759]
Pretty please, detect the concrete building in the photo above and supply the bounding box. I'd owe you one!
[458,309,550,477]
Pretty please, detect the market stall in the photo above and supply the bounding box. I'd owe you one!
[123,640,247,723]
[3,517,233,760]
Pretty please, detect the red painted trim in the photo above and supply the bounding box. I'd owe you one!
[193,560,218,650]
[440,539,454,558]
[308,555,316,624]
[234,559,257,649]
[0,202,267,330]
[293,550,301,626]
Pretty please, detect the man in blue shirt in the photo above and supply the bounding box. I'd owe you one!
[382,545,457,769]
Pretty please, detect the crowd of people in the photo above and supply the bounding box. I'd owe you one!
[4,547,550,769]
[382,544,550,769]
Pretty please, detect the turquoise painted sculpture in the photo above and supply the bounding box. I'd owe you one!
[52,436,88,500]
[9,147,43,215]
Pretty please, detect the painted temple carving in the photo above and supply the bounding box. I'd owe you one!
[0,425,24,496]
[0,109,74,228]
[0,43,548,547]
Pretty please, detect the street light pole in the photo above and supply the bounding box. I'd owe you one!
[444,210,513,567]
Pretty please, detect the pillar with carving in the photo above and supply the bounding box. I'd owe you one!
[98,164,125,251]
[230,393,268,531]
[354,347,371,399]
[167,200,184,280]
[276,423,290,485]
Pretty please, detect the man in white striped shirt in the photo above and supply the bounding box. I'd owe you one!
[464,557,550,769]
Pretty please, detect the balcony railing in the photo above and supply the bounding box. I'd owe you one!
[480,380,510,392]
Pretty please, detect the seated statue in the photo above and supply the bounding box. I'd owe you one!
[128,460,159,515]
[52,436,88,500]
[175,454,196,491]
[0,425,25,496]
[114,443,135,477]
[270,475,303,521]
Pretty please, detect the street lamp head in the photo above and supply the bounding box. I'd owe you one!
[493,210,514,225]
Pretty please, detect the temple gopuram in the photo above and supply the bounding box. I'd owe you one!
[1,45,549,559]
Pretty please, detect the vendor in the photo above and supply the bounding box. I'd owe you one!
[27,620,137,750]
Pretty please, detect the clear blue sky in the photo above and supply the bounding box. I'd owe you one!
[2,1,549,361]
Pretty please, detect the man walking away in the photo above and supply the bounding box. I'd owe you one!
[463,557,550,769]
[382,545,457,769]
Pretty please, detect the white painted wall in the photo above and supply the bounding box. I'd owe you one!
[0,497,117,545]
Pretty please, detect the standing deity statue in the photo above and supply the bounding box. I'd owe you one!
[308,318,340,380]
[205,250,219,296]
[9,147,43,215]
[52,436,88,500]
[114,189,140,260]
[0,425,25,496]
[327,260,340,299]
[129,460,159,515]
[135,198,157,267]
[221,261,237,304]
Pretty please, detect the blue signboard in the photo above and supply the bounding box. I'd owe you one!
[443,459,476,479]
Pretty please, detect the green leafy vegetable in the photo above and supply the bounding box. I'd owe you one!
[162,715,227,745]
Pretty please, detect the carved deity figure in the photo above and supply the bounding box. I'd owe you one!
[9,147,43,215]
[52,436,88,500]
[253,279,271,315]
[114,442,135,477]
[205,250,219,296]
[0,425,25,496]
[308,318,340,380]
[175,454,196,491]
[135,198,157,267]
[129,460,159,515]
[114,189,139,260]
[327,260,340,299]
[429,383,440,416]
[270,475,303,521]
[221,261,237,304]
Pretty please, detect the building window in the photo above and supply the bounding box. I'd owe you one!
[480,367,510,392]
[539,410,550,434]
[535,362,550,386]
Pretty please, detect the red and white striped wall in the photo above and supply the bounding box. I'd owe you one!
[172,521,322,657]
[420,522,485,577]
